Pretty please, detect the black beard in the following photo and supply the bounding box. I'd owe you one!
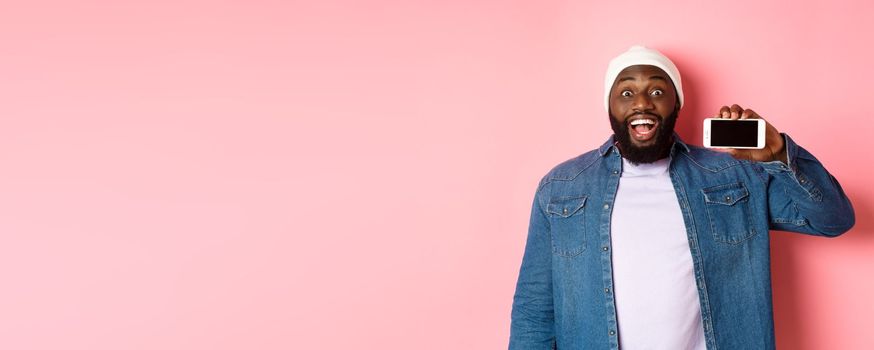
[609,109,679,165]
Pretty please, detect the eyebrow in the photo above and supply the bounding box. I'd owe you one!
[618,75,668,82]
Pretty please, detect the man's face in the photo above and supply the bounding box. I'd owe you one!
[608,65,679,164]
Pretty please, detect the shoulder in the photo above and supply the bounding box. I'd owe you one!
[678,144,752,172]
[538,148,602,187]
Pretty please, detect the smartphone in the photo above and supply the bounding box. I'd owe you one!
[703,118,766,149]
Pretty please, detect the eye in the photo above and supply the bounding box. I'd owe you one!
[621,90,633,97]
[651,89,663,96]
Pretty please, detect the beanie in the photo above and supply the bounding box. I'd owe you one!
[604,45,683,112]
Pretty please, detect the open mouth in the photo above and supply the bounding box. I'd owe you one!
[628,117,659,142]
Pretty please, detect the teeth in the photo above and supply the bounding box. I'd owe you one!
[630,119,655,126]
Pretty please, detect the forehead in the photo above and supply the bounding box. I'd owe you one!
[613,65,671,85]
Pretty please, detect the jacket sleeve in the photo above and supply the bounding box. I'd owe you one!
[509,179,556,350]
[757,133,855,236]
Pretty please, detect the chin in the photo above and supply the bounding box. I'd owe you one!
[629,137,658,148]
[608,111,679,164]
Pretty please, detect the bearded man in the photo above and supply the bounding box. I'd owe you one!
[509,46,854,350]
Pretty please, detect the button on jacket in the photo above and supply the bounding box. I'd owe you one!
[509,134,855,350]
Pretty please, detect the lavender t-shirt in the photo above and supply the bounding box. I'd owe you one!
[610,157,706,350]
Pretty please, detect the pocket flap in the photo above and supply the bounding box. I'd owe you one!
[547,196,587,217]
[703,183,750,206]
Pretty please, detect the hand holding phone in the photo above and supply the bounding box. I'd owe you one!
[704,104,787,163]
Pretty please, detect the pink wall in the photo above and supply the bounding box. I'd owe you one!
[1,1,871,349]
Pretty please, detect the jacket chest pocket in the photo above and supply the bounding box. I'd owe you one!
[546,196,587,257]
[702,182,757,244]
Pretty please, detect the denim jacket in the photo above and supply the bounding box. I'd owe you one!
[509,134,854,350]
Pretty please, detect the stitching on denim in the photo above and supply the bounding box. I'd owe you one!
[702,182,750,205]
[563,155,599,181]
[546,196,587,216]
[701,183,758,244]
[680,151,744,173]
[546,191,587,258]
[770,217,807,226]
[546,151,601,182]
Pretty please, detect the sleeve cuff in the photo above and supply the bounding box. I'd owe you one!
[759,133,797,172]
[758,133,822,200]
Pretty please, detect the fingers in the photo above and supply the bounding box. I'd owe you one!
[718,104,758,120]
[728,104,743,119]
[718,105,742,119]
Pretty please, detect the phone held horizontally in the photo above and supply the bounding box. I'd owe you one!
[703,118,766,149]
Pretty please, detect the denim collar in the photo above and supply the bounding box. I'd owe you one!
[597,132,691,157]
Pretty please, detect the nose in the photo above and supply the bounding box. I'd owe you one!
[632,93,654,113]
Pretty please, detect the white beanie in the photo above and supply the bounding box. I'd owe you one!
[604,45,683,112]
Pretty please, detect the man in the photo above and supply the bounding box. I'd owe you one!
[509,46,855,349]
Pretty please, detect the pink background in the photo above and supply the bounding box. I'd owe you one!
[1,1,872,349]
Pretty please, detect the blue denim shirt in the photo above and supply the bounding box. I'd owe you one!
[509,134,854,350]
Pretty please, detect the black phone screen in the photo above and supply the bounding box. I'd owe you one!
[710,119,759,147]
